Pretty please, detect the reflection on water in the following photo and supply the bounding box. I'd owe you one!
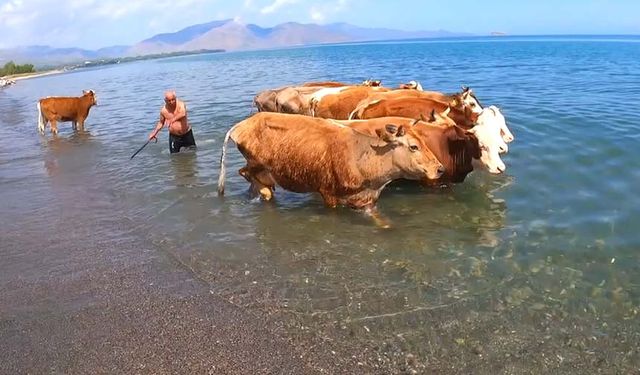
[2,37,640,370]
[168,151,198,187]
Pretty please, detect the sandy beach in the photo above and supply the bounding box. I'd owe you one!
[3,69,65,82]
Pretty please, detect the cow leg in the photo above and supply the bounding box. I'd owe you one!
[344,193,392,228]
[72,121,77,131]
[239,166,275,201]
[77,118,85,131]
[364,207,392,229]
[318,190,339,208]
[50,119,58,135]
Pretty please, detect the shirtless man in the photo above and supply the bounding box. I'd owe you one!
[148,90,196,153]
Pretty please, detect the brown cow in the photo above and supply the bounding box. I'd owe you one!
[254,80,386,115]
[301,80,382,88]
[351,96,478,128]
[349,87,482,120]
[254,86,325,114]
[217,112,444,223]
[310,86,390,119]
[37,90,97,134]
[337,114,484,184]
[301,81,348,87]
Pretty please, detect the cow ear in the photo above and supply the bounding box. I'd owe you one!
[450,98,458,106]
[384,124,398,135]
[376,125,395,143]
[429,109,437,122]
[396,125,406,137]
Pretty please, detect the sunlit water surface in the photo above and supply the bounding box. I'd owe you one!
[2,36,639,369]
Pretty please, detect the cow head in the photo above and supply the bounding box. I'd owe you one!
[399,80,424,91]
[466,124,506,174]
[474,106,512,155]
[375,123,444,180]
[456,86,483,115]
[83,89,97,106]
[481,105,514,144]
[362,79,382,87]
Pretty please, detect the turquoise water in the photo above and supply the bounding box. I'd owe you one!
[2,36,639,371]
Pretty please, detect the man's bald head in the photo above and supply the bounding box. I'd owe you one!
[164,90,177,99]
[164,90,177,105]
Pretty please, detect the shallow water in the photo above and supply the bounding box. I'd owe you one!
[2,36,640,370]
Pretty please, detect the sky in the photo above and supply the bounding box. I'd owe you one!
[1,0,639,49]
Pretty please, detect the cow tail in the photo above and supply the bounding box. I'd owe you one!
[347,106,359,120]
[309,97,318,117]
[217,123,240,196]
[37,101,45,134]
[349,99,378,120]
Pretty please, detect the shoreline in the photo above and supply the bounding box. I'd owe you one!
[5,69,65,81]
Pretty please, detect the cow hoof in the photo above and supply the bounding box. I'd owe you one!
[259,187,273,201]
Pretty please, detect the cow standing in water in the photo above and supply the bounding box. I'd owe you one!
[37,90,97,135]
[217,112,445,226]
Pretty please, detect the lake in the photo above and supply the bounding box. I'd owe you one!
[1,36,639,373]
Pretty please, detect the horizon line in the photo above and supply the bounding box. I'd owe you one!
[3,33,640,51]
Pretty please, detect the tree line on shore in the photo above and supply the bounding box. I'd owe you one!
[1,61,35,76]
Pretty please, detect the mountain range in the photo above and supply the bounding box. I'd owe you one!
[0,19,472,67]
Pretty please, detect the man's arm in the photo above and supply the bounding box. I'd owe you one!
[148,112,166,140]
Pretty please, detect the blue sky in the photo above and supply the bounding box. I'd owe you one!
[1,0,639,49]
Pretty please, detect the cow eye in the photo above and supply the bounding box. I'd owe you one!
[409,145,420,152]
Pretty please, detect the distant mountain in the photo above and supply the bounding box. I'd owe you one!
[128,19,472,55]
[0,45,131,67]
[0,20,473,67]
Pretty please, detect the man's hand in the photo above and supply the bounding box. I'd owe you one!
[148,130,159,141]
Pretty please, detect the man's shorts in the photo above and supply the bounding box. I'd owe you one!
[169,128,196,153]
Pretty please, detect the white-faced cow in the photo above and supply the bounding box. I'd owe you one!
[338,109,507,178]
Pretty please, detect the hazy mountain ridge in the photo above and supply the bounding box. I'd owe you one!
[0,19,472,67]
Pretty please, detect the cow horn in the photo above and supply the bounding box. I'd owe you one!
[429,109,437,122]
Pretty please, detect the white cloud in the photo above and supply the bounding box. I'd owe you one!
[260,0,297,15]
[0,0,214,48]
[310,6,324,22]
[0,0,358,49]
[308,0,352,24]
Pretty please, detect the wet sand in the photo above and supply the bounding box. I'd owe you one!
[0,216,352,374]
[3,215,638,374]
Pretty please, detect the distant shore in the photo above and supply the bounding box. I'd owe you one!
[4,69,65,81]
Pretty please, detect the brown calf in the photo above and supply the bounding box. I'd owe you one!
[37,90,97,134]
